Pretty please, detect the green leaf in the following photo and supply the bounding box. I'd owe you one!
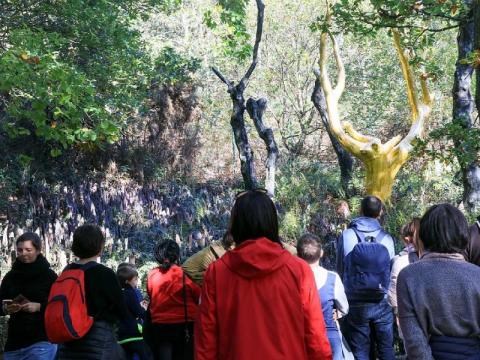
[50,148,62,157]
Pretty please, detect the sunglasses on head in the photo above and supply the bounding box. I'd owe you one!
[235,188,268,199]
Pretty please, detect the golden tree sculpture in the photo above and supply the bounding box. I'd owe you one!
[318,28,433,201]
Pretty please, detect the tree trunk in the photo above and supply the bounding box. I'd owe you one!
[211,0,265,191]
[312,77,355,196]
[363,155,405,202]
[246,97,278,196]
[453,0,480,211]
[229,83,259,190]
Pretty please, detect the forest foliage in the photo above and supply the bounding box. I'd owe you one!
[0,0,479,246]
[0,0,190,158]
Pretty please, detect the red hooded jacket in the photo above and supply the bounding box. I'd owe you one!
[147,265,200,323]
[195,237,332,360]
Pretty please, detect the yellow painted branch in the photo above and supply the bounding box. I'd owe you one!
[382,135,403,153]
[343,122,376,143]
[329,33,346,99]
[393,30,419,123]
[319,32,334,96]
[420,75,432,107]
[319,30,365,157]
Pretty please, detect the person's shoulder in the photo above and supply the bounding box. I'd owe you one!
[123,286,138,298]
[93,262,113,271]
[458,259,480,272]
[327,269,341,278]
[184,244,216,264]
[282,242,297,255]
[0,270,13,284]
[392,252,408,263]
[209,252,229,271]
[210,240,225,252]
[47,268,58,281]
[341,227,356,242]
[286,253,312,274]
[383,230,394,238]
[87,262,116,278]
[190,244,212,257]
[147,266,159,276]
[469,222,480,232]
[397,259,424,281]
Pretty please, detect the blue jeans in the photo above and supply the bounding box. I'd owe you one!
[344,299,395,360]
[4,341,57,360]
[328,332,344,360]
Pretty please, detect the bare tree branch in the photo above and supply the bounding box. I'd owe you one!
[246,97,278,196]
[241,0,265,85]
[211,66,233,90]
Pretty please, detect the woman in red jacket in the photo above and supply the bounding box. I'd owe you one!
[146,240,200,360]
[195,190,333,360]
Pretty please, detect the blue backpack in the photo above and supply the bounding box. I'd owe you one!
[343,227,391,302]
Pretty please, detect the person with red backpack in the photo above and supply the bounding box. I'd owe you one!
[49,224,127,359]
[336,196,396,360]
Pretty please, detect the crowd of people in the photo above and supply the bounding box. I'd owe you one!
[1,191,480,360]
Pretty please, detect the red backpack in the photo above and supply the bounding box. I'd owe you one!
[45,262,97,343]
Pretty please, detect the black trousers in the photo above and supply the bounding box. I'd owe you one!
[56,321,126,360]
[121,340,152,360]
[146,322,194,360]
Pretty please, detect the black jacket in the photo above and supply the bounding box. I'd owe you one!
[66,262,127,324]
[0,254,57,351]
[118,284,145,341]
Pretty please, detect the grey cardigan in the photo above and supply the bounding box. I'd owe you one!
[397,252,480,360]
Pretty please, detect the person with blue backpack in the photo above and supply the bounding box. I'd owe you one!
[336,195,395,360]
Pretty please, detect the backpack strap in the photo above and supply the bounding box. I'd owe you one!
[210,245,220,260]
[375,230,388,244]
[326,271,336,289]
[351,227,388,244]
[350,227,364,243]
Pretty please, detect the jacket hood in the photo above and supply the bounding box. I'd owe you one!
[350,216,382,233]
[221,237,290,279]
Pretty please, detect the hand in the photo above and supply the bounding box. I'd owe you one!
[141,300,148,310]
[5,303,22,314]
[333,309,339,321]
[21,302,41,313]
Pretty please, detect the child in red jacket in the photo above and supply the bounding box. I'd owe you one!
[146,240,200,360]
